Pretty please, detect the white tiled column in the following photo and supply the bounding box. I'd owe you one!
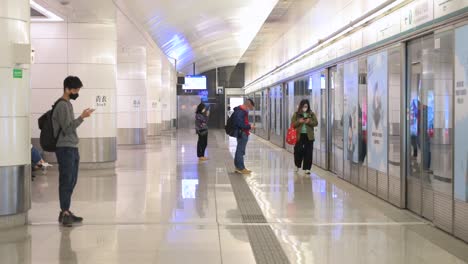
[31,22,117,164]
[147,48,163,136]
[0,0,31,227]
[170,62,178,128]
[117,46,147,145]
[161,59,173,130]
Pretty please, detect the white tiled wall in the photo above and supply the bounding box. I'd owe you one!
[31,22,117,139]
[0,0,29,21]
[245,0,468,93]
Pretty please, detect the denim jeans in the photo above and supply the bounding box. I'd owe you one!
[31,147,42,165]
[234,132,249,170]
[55,147,80,211]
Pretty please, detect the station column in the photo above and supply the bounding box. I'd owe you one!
[117,46,147,145]
[0,0,31,227]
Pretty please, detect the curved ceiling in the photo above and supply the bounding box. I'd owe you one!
[115,0,278,74]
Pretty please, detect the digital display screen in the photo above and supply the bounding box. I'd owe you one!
[184,75,207,90]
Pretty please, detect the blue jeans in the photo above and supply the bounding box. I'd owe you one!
[235,132,249,170]
[31,147,42,165]
[55,147,80,211]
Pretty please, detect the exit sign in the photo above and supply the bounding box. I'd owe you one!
[13,69,23,79]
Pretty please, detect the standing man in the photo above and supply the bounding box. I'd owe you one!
[53,76,95,227]
[233,99,255,174]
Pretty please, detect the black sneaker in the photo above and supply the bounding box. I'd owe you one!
[62,214,73,227]
[59,211,83,223]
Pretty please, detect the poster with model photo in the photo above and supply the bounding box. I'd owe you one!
[344,60,359,163]
[454,25,468,202]
[367,51,388,172]
[311,72,321,150]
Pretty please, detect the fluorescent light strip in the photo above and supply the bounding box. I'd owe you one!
[246,0,409,90]
[30,0,64,22]
[280,0,406,71]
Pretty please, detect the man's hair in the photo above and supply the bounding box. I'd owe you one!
[64,76,83,91]
[246,98,255,107]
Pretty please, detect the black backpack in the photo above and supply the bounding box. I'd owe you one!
[38,99,65,152]
[225,110,237,137]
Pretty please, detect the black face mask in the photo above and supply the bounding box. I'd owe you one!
[70,93,79,100]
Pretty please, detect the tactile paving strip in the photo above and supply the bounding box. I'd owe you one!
[228,173,267,223]
[228,173,291,264]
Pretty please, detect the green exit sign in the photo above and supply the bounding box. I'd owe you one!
[13,69,23,79]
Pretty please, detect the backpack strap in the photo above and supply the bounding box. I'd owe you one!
[52,98,66,139]
[52,98,66,110]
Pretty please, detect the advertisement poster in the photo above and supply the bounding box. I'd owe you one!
[310,72,321,150]
[454,25,468,202]
[367,51,388,172]
[344,60,359,163]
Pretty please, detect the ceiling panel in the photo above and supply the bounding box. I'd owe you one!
[115,0,278,74]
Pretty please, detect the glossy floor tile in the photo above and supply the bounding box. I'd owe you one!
[1,130,468,263]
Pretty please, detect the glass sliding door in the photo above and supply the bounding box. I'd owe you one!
[285,81,295,153]
[255,89,269,139]
[343,59,360,184]
[406,31,454,232]
[431,30,454,233]
[310,71,321,167]
[270,85,284,147]
[310,70,328,169]
[320,70,329,170]
[388,45,403,207]
[358,57,368,190]
[329,65,344,176]
[454,24,468,242]
[253,92,261,134]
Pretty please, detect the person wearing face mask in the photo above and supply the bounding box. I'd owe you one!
[195,103,210,162]
[52,76,94,227]
[233,99,256,174]
[291,99,318,175]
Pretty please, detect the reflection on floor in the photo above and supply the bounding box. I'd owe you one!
[1,130,468,263]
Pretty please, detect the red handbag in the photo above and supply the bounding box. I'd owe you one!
[286,124,297,145]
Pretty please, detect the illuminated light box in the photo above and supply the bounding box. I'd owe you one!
[183,75,207,90]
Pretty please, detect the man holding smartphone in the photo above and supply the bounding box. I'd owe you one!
[233,99,256,174]
[53,76,94,227]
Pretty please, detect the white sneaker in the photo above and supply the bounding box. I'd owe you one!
[304,170,311,175]
[41,163,52,170]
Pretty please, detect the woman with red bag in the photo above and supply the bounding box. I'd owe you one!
[291,99,318,175]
